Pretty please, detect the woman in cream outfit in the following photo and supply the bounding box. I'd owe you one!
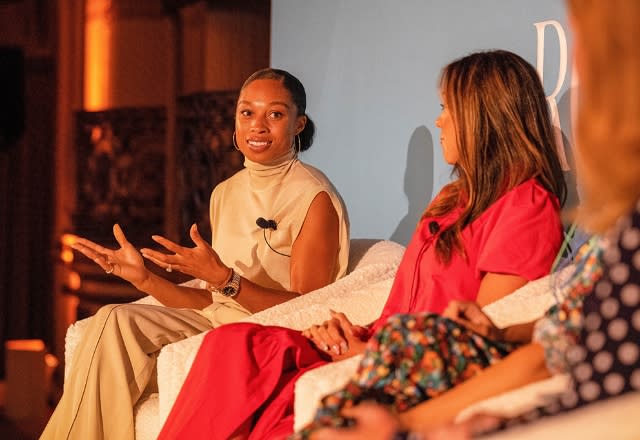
[40,68,350,440]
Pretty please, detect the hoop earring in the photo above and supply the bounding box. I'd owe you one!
[232,132,240,151]
[294,134,302,155]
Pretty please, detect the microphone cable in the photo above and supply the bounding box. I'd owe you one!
[256,217,291,257]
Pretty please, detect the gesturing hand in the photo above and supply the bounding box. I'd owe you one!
[442,300,503,340]
[140,223,231,286]
[71,224,150,288]
[302,310,369,361]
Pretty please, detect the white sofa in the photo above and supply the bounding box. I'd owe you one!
[292,264,577,431]
[64,240,639,440]
[64,238,405,439]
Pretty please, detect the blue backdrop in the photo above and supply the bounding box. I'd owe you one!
[272,0,574,244]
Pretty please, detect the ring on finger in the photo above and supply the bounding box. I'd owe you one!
[105,263,115,274]
[166,264,172,273]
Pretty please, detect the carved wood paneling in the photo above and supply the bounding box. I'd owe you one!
[73,107,167,247]
[176,90,242,243]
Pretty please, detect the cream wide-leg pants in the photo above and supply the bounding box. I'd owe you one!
[40,303,220,440]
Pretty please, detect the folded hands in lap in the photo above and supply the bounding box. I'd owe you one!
[302,310,369,361]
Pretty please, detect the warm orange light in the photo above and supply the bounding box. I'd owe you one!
[67,271,82,291]
[45,353,59,368]
[60,233,78,246]
[61,248,74,264]
[61,233,77,263]
[65,295,79,326]
[84,1,112,110]
[5,340,45,352]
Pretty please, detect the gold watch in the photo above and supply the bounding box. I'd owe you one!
[207,269,241,298]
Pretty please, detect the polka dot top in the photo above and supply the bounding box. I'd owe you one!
[503,199,640,429]
[569,200,640,406]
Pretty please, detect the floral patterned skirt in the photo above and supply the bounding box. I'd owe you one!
[293,313,516,439]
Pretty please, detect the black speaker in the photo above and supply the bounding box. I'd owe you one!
[0,47,25,150]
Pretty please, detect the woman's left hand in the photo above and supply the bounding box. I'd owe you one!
[140,223,231,286]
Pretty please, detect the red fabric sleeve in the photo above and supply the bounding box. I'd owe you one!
[477,182,562,281]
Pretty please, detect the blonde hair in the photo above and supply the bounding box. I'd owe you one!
[424,50,566,263]
[568,0,640,232]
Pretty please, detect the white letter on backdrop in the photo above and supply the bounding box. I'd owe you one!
[534,20,570,170]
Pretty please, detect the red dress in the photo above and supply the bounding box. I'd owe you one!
[158,179,562,440]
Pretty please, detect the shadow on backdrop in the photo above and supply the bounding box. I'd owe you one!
[391,125,434,245]
[557,87,592,255]
[557,87,580,211]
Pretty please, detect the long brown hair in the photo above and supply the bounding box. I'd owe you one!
[424,50,566,263]
[568,0,640,232]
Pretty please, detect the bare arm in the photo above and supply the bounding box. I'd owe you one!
[307,271,535,361]
[475,272,528,307]
[398,342,550,431]
[75,190,340,311]
[72,224,214,309]
[307,275,552,437]
[392,274,548,429]
[134,271,214,309]
[309,345,549,439]
[396,274,543,429]
[290,191,341,293]
[229,191,340,312]
[141,191,341,313]
[475,273,538,343]
[443,272,535,343]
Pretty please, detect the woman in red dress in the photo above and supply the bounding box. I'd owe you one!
[158,50,568,440]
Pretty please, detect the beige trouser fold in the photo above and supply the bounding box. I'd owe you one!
[40,303,215,440]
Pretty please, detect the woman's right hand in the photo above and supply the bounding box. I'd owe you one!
[302,310,369,361]
[71,223,150,288]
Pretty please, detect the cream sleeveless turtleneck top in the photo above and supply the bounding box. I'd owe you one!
[209,151,350,291]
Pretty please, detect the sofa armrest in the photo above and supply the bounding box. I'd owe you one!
[293,355,364,431]
[155,239,404,425]
[482,264,575,328]
[63,293,167,380]
[479,392,640,440]
[157,331,208,422]
[64,239,405,430]
[455,374,571,422]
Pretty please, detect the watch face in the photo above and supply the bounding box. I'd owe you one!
[223,285,236,296]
